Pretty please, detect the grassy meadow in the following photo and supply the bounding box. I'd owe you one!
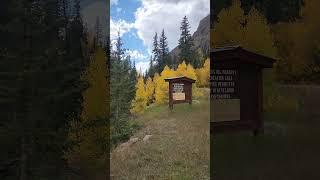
[212,85,320,179]
[110,89,210,179]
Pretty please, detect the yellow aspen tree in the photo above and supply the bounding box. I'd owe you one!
[186,64,197,80]
[186,63,202,97]
[202,58,210,87]
[81,49,108,120]
[155,66,174,104]
[145,77,155,105]
[274,0,320,81]
[67,47,109,176]
[176,61,187,76]
[195,68,203,87]
[244,8,277,58]
[131,75,147,114]
[153,72,160,90]
[212,0,277,59]
[212,0,246,48]
[195,58,210,87]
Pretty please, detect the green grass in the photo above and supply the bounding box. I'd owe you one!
[111,89,210,179]
[212,85,320,180]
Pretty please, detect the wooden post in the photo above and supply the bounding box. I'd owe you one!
[169,82,173,109]
[189,83,192,105]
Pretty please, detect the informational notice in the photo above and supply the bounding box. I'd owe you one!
[173,83,185,100]
[211,69,240,122]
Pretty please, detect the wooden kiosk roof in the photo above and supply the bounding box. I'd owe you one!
[212,46,276,68]
[164,76,196,83]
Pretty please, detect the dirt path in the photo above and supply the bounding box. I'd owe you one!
[111,97,210,179]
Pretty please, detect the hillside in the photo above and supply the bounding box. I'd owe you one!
[170,14,210,61]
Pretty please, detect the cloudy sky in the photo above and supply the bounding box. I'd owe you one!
[110,0,210,73]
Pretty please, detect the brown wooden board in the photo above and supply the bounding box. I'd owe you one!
[165,76,195,109]
[211,46,275,135]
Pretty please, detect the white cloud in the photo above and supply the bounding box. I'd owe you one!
[136,61,150,74]
[110,0,209,73]
[110,18,134,40]
[125,50,149,73]
[110,0,118,6]
[126,50,147,61]
[134,0,210,51]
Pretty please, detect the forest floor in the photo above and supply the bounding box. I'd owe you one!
[111,88,210,179]
[212,85,320,180]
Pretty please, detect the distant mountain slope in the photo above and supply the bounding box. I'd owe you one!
[169,14,210,62]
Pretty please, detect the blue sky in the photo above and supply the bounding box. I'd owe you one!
[110,0,148,67]
[110,0,210,73]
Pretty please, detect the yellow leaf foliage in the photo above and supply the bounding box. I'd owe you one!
[186,64,202,98]
[67,47,108,176]
[153,72,160,89]
[195,58,210,87]
[186,63,197,81]
[176,61,188,76]
[133,60,209,111]
[145,77,155,104]
[212,0,277,58]
[211,0,245,48]
[131,75,147,114]
[273,0,320,80]
[81,48,108,120]
[154,66,176,104]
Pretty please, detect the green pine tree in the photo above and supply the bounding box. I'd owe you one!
[159,29,171,69]
[178,16,196,67]
[110,32,136,145]
[0,0,88,179]
[152,32,161,72]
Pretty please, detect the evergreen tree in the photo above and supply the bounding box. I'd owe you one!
[178,16,196,67]
[110,32,136,145]
[152,32,160,72]
[159,29,171,69]
[129,58,137,98]
[172,55,179,69]
[114,31,125,61]
[0,0,88,179]
[147,55,157,78]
